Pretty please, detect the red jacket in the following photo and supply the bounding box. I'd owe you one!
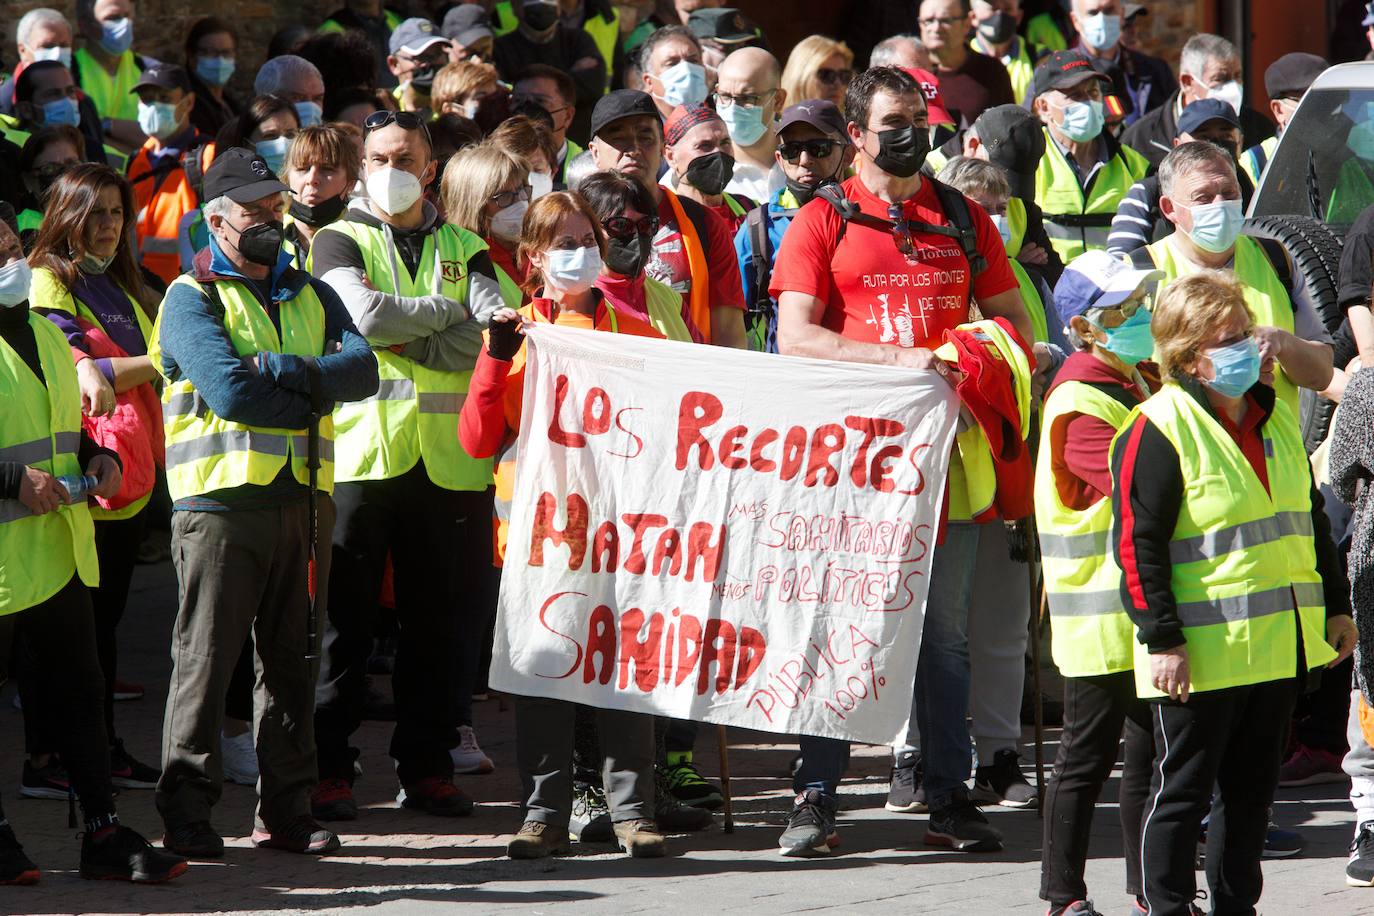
[77,318,163,511]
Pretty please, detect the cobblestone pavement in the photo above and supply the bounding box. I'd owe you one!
[3,562,1372,915]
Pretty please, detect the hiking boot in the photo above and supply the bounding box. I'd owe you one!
[1349,821,1374,886]
[663,751,723,809]
[653,762,713,831]
[1263,820,1304,858]
[1049,902,1104,916]
[398,776,475,817]
[221,728,259,786]
[20,758,70,800]
[972,749,1038,810]
[450,725,494,775]
[109,740,159,790]
[0,823,39,885]
[925,788,1003,852]
[507,820,571,859]
[163,820,224,858]
[614,818,665,857]
[81,826,188,883]
[251,815,341,854]
[571,783,614,843]
[112,679,145,701]
[885,750,926,813]
[311,777,358,821]
[1278,744,1346,787]
[778,789,839,858]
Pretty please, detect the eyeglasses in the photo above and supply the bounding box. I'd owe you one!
[1087,291,1154,327]
[489,186,531,209]
[815,67,853,87]
[714,90,772,109]
[918,14,965,26]
[601,214,660,239]
[363,109,433,143]
[778,139,838,161]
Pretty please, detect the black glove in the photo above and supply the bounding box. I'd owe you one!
[487,316,524,361]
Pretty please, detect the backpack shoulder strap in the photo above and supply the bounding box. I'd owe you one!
[746,205,773,313]
[1252,235,1295,302]
[926,177,988,278]
[184,144,208,206]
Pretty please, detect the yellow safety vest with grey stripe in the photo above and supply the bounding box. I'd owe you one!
[1035,128,1148,262]
[311,219,493,491]
[1035,380,1134,677]
[1119,383,1334,697]
[148,276,335,501]
[0,311,99,615]
[583,9,620,84]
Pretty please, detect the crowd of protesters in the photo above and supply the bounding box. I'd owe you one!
[4,1,1374,913]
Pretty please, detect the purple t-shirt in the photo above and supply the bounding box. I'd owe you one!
[43,272,146,383]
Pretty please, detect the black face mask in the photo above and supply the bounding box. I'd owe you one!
[784,160,845,207]
[605,232,652,277]
[226,219,285,267]
[683,151,735,196]
[289,195,346,228]
[410,64,438,92]
[977,11,1018,44]
[871,125,929,179]
[522,1,559,31]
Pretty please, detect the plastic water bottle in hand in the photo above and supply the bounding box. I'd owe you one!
[57,474,100,504]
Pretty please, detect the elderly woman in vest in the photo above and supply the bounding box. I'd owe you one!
[27,163,163,793]
[1110,270,1356,915]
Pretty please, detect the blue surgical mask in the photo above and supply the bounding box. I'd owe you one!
[97,17,134,56]
[1202,336,1260,398]
[294,100,323,129]
[1096,307,1155,365]
[196,55,236,88]
[1057,98,1104,142]
[32,45,72,68]
[655,60,708,108]
[1079,12,1121,51]
[717,100,768,147]
[1185,199,1244,253]
[137,100,180,140]
[41,96,81,128]
[255,136,291,175]
[989,213,1012,248]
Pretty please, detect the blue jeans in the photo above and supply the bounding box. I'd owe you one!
[794,523,982,806]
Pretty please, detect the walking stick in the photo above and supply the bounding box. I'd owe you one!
[305,366,323,664]
[716,724,734,833]
[1027,531,1047,817]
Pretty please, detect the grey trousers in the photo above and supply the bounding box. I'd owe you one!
[968,524,1031,765]
[1345,689,1374,836]
[156,497,334,833]
[515,695,654,826]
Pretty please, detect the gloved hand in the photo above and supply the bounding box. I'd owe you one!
[487,309,525,361]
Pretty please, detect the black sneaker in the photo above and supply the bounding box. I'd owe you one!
[0,823,39,885]
[924,788,1003,852]
[570,783,614,843]
[163,820,224,858]
[778,789,839,858]
[884,751,926,813]
[20,758,70,800]
[654,765,714,832]
[1349,820,1374,886]
[109,740,160,790]
[663,751,723,809]
[1050,901,1104,916]
[972,749,1038,809]
[251,815,341,855]
[81,826,188,883]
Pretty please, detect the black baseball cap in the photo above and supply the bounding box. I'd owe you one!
[132,62,191,94]
[1264,52,1328,100]
[440,5,492,45]
[688,8,756,45]
[1031,50,1111,99]
[591,89,661,138]
[777,99,847,138]
[1177,98,1240,136]
[972,104,1045,200]
[202,147,290,204]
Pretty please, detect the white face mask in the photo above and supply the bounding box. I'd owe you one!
[0,259,33,307]
[33,45,72,69]
[989,213,1012,248]
[1207,80,1244,115]
[529,170,554,200]
[542,245,602,294]
[490,199,528,242]
[365,166,423,216]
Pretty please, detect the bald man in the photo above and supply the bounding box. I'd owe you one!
[716,46,785,203]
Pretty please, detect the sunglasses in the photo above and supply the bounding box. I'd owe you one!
[778,139,838,161]
[363,109,433,143]
[489,186,531,209]
[601,214,659,239]
[887,203,915,258]
[816,67,853,87]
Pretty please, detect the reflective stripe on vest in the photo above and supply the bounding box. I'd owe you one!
[310,218,494,491]
[1035,128,1147,261]
[1144,235,1298,415]
[1122,383,1334,696]
[0,314,99,614]
[148,276,335,501]
[1034,380,1135,677]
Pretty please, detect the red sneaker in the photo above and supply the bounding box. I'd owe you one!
[310,777,358,821]
[398,776,474,817]
[1278,744,1347,787]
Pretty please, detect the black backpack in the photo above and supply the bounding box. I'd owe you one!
[744,203,797,354]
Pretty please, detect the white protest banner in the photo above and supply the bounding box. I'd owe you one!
[489,323,960,745]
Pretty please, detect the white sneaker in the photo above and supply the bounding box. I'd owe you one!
[451,725,494,775]
[221,728,259,786]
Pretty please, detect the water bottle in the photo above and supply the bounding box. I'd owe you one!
[57,474,99,504]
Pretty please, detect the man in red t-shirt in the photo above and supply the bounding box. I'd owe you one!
[586,89,747,348]
[769,65,1034,860]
